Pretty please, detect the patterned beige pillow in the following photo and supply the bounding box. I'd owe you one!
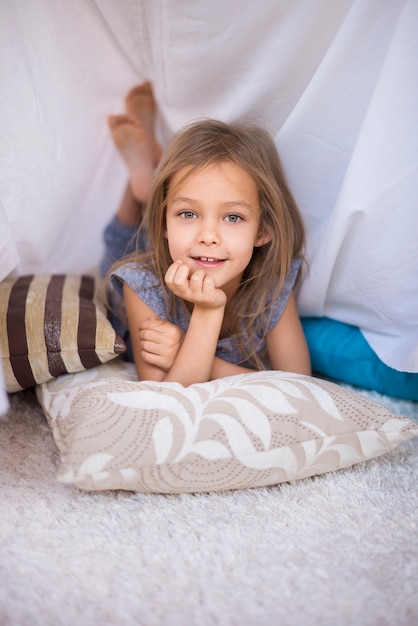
[0,274,126,392]
[36,361,418,494]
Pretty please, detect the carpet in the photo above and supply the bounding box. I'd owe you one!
[1,385,417,626]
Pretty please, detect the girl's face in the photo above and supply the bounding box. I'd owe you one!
[165,161,270,298]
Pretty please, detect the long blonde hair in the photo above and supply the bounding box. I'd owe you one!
[126,119,305,367]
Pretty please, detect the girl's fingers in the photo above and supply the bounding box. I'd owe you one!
[189,269,207,294]
[201,273,215,294]
[166,260,203,295]
[165,260,184,283]
[165,260,226,307]
[173,264,191,286]
[165,260,191,289]
[140,340,159,355]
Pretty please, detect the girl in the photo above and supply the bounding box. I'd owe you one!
[104,84,311,385]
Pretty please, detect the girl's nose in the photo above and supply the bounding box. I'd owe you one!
[198,219,220,244]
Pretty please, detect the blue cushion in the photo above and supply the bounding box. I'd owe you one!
[301,317,418,401]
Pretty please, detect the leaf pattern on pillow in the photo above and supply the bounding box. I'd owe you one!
[36,362,418,494]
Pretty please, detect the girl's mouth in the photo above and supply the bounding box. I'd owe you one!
[192,256,226,268]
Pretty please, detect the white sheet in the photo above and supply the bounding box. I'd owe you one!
[1,0,417,372]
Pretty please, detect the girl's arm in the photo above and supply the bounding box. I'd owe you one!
[163,305,224,384]
[210,357,254,379]
[124,263,227,385]
[162,261,226,385]
[124,284,172,381]
[210,293,311,379]
[266,292,311,375]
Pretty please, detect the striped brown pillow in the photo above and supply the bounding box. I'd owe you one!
[0,274,127,393]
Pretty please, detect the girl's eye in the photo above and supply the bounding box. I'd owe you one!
[179,210,196,220]
[225,214,242,223]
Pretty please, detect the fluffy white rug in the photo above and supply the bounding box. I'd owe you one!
[1,386,417,626]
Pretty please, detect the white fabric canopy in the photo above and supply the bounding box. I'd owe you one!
[1,0,417,372]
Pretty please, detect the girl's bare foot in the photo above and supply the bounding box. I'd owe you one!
[125,82,162,162]
[125,84,153,128]
[108,82,162,205]
[108,114,156,203]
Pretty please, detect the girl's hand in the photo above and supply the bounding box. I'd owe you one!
[139,317,184,372]
[165,260,227,309]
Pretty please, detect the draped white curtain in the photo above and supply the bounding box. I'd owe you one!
[1,0,417,372]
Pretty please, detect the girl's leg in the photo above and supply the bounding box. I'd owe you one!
[109,81,161,208]
[100,82,161,277]
[99,186,144,278]
[115,183,144,228]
